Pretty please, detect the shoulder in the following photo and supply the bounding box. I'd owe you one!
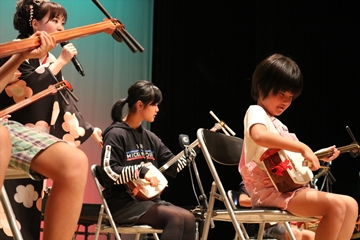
[244,105,268,126]
[103,122,128,138]
[143,128,162,142]
[246,105,266,116]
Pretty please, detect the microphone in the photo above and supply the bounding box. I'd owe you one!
[178,134,190,159]
[346,126,360,158]
[60,41,85,77]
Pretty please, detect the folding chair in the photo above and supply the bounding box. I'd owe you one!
[1,167,30,240]
[196,128,317,240]
[90,164,163,240]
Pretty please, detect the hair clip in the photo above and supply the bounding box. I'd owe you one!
[33,0,49,6]
[28,0,50,26]
[28,4,34,26]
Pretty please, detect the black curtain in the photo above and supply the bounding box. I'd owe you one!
[152,1,360,239]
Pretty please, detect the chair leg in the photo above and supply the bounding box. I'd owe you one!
[153,233,160,240]
[257,223,265,240]
[239,223,250,240]
[134,233,140,240]
[94,205,104,240]
[284,222,296,240]
[201,182,217,240]
[1,186,24,240]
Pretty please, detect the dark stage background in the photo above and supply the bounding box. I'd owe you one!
[151,1,360,239]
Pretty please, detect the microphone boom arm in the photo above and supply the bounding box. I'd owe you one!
[92,0,144,53]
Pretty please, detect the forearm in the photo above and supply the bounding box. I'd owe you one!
[239,194,252,208]
[252,131,310,154]
[0,54,24,92]
[105,163,148,185]
[48,58,67,76]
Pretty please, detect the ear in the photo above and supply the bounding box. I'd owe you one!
[136,100,143,110]
[31,19,39,31]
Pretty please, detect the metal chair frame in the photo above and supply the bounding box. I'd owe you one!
[196,128,317,240]
[1,167,30,240]
[90,164,163,240]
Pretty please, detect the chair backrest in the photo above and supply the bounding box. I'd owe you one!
[200,129,243,166]
[90,164,163,240]
[92,165,105,187]
[227,190,241,209]
[197,128,247,240]
[91,165,107,199]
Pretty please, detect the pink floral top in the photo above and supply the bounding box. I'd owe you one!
[239,105,310,210]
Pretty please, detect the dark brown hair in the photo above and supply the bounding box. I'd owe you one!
[14,0,67,38]
[251,53,303,101]
[111,80,163,122]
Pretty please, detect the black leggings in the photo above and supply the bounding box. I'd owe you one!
[137,204,196,240]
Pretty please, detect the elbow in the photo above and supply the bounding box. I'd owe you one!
[250,131,266,145]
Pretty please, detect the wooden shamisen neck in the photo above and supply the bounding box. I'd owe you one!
[315,143,360,159]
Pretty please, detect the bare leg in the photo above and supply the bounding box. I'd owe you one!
[284,226,315,240]
[287,189,358,240]
[301,229,315,240]
[284,227,302,240]
[30,142,88,240]
[0,124,11,188]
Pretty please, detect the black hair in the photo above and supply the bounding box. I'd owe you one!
[14,0,67,38]
[111,80,163,122]
[251,53,303,101]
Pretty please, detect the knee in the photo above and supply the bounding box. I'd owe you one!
[328,196,358,220]
[174,210,196,227]
[345,196,358,218]
[0,125,11,163]
[0,124,11,145]
[349,196,358,210]
[302,230,315,240]
[56,144,88,180]
[288,227,302,240]
[67,148,88,177]
[182,210,196,230]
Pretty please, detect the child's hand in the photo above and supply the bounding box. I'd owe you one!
[21,31,56,59]
[0,114,11,122]
[315,145,339,162]
[302,146,320,170]
[58,42,77,65]
[91,127,103,148]
[144,170,160,187]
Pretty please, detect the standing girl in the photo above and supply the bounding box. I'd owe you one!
[239,53,358,240]
[100,80,196,240]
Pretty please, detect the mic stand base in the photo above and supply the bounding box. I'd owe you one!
[191,159,215,230]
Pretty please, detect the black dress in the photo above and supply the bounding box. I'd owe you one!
[0,53,94,240]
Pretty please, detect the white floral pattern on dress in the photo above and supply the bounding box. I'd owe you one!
[61,112,85,147]
[4,80,33,103]
[0,202,21,237]
[25,120,50,133]
[14,184,39,208]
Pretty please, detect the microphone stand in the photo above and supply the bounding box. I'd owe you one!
[190,159,215,230]
[312,126,360,192]
[92,0,144,53]
[312,163,336,192]
[184,148,215,240]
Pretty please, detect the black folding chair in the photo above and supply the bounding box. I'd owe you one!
[1,167,29,240]
[90,164,163,240]
[197,128,317,240]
